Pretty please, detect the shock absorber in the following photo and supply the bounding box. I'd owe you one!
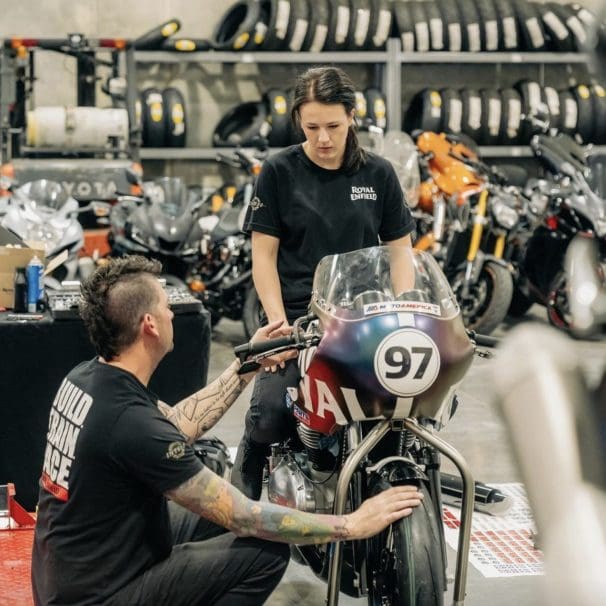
[297,424,337,471]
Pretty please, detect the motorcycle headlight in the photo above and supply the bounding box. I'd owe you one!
[26,223,61,253]
[491,199,519,230]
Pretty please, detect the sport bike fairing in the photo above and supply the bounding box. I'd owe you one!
[293,246,474,435]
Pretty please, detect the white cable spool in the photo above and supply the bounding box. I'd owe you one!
[26,106,129,148]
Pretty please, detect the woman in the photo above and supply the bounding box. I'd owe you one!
[231,66,416,499]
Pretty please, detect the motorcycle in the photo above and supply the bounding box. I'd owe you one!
[235,245,482,606]
[489,235,606,606]
[1,179,103,287]
[193,148,264,338]
[506,112,606,329]
[412,132,522,335]
[108,174,207,288]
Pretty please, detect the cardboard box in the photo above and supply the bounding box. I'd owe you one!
[0,226,45,309]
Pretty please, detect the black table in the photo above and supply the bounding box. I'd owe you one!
[0,309,211,510]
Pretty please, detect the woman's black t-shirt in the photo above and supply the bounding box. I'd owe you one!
[244,145,415,321]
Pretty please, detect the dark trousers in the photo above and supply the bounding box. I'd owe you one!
[103,502,290,606]
[231,360,300,500]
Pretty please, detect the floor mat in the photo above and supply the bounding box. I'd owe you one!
[443,482,544,578]
[0,523,34,606]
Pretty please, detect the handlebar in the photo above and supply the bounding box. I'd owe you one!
[234,334,299,361]
[467,330,500,348]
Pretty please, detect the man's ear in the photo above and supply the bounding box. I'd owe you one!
[142,312,159,338]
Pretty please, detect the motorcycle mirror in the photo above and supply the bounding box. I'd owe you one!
[125,168,142,186]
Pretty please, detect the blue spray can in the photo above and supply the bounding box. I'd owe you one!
[26,255,44,313]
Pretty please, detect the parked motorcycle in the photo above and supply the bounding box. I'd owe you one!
[490,235,606,606]
[413,132,521,334]
[235,245,481,606]
[1,179,102,287]
[109,174,207,287]
[194,148,264,338]
[506,119,606,329]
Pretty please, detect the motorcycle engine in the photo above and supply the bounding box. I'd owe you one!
[268,450,337,514]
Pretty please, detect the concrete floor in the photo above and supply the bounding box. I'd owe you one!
[204,306,606,606]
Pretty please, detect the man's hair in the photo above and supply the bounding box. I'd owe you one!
[291,66,366,173]
[79,255,162,361]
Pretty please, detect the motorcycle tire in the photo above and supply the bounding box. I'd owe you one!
[365,88,387,131]
[243,285,263,339]
[547,271,572,331]
[440,88,463,134]
[367,483,445,606]
[346,0,372,50]
[162,87,187,147]
[475,0,499,51]
[592,84,606,144]
[558,89,579,138]
[480,88,502,146]
[264,88,290,147]
[543,85,562,134]
[455,260,514,335]
[365,0,392,50]
[325,0,351,51]
[285,0,310,52]
[498,88,523,145]
[436,0,461,52]
[301,0,330,51]
[455,0,481,52]
[393,0,416,53]
[513,0,546,51]
[424,0,445,51]
[460,88,483,144]
[133,18,181,50]
[541,3,576,52]
[493,0,519,50]
[409,2,430,52]
[404,88,443,134]
[141,87,165,148]
[571,84,594,144]
[557,2,590,51]
[211,0,266,51]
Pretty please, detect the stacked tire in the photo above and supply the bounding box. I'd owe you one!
[140,87,187,147]
[213,86,387,147]
[404,81,606,145]
[392,0,596,52]
[211,0,393,51]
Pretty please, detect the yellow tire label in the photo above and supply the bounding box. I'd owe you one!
[175,39,196,51]
[355,91,367,117]
[150,102,163,122]
[172,103,184,124]
[274,95,287,115]
[161,22,179,37]
[578,84,590,100]
[430,90,442,108]
[234,32,250,50]
[374,98,386,119]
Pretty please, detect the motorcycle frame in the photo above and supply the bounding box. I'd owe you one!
[325,418,474,606]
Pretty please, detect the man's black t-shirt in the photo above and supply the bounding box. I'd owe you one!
[244,145,415,321]
[31,359,203,606]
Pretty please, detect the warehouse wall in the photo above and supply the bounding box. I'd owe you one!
[0,0,602,185]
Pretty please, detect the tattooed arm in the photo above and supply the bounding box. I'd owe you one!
[157,361,255,443]
[166,467,423,545]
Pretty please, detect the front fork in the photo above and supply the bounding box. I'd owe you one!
[325,419,474,606]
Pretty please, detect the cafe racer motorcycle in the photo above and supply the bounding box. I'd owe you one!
[236,246,477,606]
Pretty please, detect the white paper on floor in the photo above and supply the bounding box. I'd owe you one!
[443,482,544,578]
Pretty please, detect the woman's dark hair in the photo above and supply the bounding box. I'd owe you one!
[79,255,162,361]
[291,66,366,172]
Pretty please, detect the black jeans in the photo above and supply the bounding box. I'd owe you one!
[103,502,290,606]
[231,360,300,500]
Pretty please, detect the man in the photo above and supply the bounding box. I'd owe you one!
[31,255,423,606]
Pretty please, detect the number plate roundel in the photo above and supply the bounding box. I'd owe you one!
[373,328,440,396]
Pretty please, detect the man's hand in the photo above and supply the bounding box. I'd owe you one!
[250,319,297,371]
[345,485,424,540]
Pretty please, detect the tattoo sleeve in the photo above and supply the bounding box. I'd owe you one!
[158,360,254,442]
[166,467,353,545]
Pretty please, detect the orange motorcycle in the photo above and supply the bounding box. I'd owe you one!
[412,131,518,335]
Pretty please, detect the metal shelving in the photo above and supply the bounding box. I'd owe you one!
[135,39,594,162]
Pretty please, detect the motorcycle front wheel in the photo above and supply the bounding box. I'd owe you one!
[454,261,513,335]
[368,484,445,606]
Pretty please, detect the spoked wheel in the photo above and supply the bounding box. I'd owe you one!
[368,484,445,606]
[452,261,513,335]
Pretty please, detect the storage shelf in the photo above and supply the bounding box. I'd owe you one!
[397,52,590,64]
[140,145,606,161]
[135,50,389,64]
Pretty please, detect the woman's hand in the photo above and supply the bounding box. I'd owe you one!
[250,320,298,371]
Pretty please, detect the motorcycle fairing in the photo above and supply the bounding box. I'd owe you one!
[293,310,473,435]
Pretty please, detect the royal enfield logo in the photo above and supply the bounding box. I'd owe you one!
[350,186,377,201]
[166,441,186,460]
[249,196,264,211]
